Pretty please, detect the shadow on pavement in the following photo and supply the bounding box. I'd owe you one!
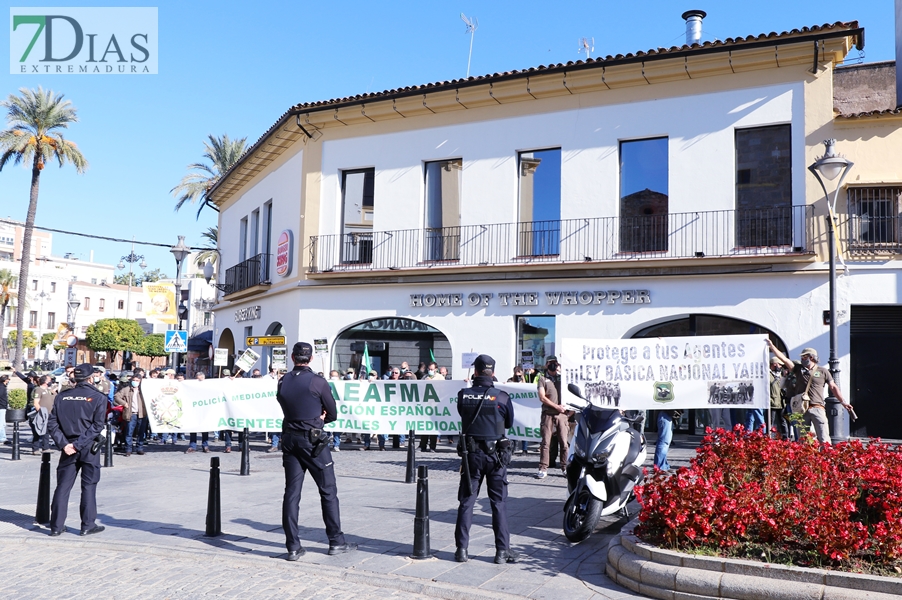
[0,507,39,531]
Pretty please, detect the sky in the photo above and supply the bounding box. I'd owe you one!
[0,1,895,275]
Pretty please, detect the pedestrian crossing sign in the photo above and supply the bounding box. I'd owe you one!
[165,330,188,353]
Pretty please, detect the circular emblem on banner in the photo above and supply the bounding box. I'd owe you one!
[150,384,183,429]
[275,230,293,277]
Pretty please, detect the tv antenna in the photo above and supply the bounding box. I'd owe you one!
[461,13,478,77]
[579,37,594,60]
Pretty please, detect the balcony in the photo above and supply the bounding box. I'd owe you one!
[309,206,814,273]
[223,253,270,297]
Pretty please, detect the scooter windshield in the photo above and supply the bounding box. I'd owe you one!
[585,405,620,433]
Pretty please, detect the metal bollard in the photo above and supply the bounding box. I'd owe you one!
[405,429,416,484]
[410,465,432,559]
[11,422,20,461]
[34,453,51,525]
[104,418,114,468]
[239,427,250,476]
[205,456,222,536]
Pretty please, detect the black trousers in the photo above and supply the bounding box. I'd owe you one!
[454,447,510,552]
[50,445,101,532]
[281,431,346,552]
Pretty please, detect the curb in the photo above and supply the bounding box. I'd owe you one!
[0,533,525,600]
[605,519,902,600]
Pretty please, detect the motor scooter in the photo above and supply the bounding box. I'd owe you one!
[562,383,646,543]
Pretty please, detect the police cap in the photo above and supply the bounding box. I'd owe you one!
[473,354,495,372]
[292,341,313,360]
[73,363,94,381]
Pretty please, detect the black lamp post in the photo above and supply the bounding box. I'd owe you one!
[169,236,191,370]
[808,139,854,441]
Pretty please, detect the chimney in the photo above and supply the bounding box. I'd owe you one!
[682,10,706,46]
[896,0,902,108]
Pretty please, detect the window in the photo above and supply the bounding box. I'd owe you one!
[735,125,792,246]
[518,149,561,256]
[118,300,124,310]
[620,137,669,253]
[424,159,462,261]
[50,282,56,293]
[84,297,90,310]
[263,201,273,275]
[136,302,143,311]
[239,217,248,262]
[517,316,555,369]
[847,186,902,249]
[340,168,375,263]
[47,312,55,329]
[250,209,260,257]
[204,311,212,327]
[91,278,97,285]
[99,298,105,312]
[29,311,38,328]
[32,279,38,290]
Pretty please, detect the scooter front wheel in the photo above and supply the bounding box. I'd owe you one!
[563,488,603,543]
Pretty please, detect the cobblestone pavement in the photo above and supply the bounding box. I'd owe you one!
[0,428,701,599]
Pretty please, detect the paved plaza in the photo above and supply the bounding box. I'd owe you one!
[0,431,699,599]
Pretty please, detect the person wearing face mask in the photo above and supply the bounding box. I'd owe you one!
[114,374,148,456]
[768,357,788,440]
[536,356,569,479]
[766,339,852,444]
[415,362,443,452]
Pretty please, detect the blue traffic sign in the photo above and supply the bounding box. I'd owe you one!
[165,330,188,353]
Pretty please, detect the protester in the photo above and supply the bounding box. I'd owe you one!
[0,374,9,445]
[30,375,56,454]
[114,373,148,457]
[536,356,568,479]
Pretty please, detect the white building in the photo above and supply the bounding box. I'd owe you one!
[207,18,902,438]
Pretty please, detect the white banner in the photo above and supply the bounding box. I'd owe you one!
[141,378,545,440]
[561,334,769,411]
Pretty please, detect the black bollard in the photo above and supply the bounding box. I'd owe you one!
[11,422,20,461]
[239,427,250,476]
[410,465,431,559]
[34,453,51,525]
[205,456,222,536]
[404,429,416,484]
[103,418,114,468]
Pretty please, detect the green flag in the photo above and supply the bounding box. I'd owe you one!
[362,342,372,378]
[429,348,436,364]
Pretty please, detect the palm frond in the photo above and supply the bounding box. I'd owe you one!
[172,133,247,217]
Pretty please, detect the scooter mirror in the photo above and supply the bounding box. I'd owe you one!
[567,383,585,399]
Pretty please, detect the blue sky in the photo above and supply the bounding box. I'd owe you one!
[0,1,895,274]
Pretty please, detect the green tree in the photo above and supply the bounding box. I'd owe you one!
[0,87,87,370]
[171,134,246,219]
[194,226,218,268]
[113,268,168,286]
[135,333,167,368]
[40,332,55,349]
[7,329,37,349]
[0,268,17,356]
[85,318,144,367]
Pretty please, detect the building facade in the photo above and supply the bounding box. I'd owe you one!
[207,20,902,438]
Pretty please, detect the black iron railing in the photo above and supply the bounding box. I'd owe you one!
[224,253,270,294]
[309,206,814,273]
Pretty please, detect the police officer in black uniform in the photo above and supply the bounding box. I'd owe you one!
[454,354,518,564]
[277,341,356,561]
[47,363,107,536]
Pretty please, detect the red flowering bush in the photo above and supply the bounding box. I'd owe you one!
[635,428,902,567]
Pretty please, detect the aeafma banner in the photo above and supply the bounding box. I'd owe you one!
[561,334,769,411]
[140,378,543,440]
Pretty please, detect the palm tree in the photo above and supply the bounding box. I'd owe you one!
[171,134,246,219]
[0,268,18,358]
[194,226,219,268]
[0,87,87,369]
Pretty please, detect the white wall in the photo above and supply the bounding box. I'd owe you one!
[220,149,303,275]
[317,83,800,236]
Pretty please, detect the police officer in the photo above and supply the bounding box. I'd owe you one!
[47,363,107,536]
[454,354,517,564]
[277,341,356,561]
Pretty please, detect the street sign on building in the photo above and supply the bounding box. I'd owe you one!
[245,335,286,346]
[213,348,228,366]
[164,330,188,353]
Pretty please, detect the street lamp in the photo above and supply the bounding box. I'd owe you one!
[808,139,854,441]
[169,235,191,370]
[117,239,146,319]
